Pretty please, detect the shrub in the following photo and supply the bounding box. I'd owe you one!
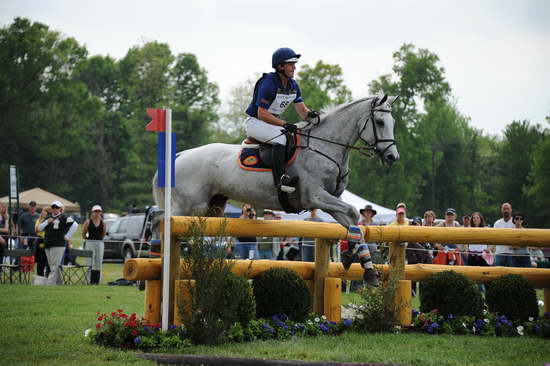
[486,274,538,321]
[177,219,255,345]
[351,271,400,333]
[420,270,483,318]
[253,267,311,321]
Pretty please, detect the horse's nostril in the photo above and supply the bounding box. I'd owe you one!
[386,154,396,162]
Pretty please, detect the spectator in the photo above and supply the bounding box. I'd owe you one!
[511,212,530,268]
[529,246,545,268]
[493,202,515,267]
[37,200,78,285]
[467,212,492,266]
[235,203,258,259]
[407,217,432,296]
[389,202,409,226]
[258,209,278,259]
[279,236,300,261]
[302,209,324,262]
[82,205,106,284]
[0,203,8,267]
[358,205,382,264]
[423,210,436,227]
[461,214,471,228]
[434,208,463,265]
[19,200,39,251]
[33,207,50,283]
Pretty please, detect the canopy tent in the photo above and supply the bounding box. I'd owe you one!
[224,203,242,218]
[273,189,396,224]
[0,187,81,213]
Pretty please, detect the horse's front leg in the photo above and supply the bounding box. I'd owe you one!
[307,189,359,228]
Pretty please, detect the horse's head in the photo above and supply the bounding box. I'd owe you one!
[358,95,400,165]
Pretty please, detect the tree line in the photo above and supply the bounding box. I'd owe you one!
[1,18,549,227]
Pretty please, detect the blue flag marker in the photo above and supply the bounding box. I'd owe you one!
[157,132,176,187]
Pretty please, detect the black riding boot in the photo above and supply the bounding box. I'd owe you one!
[271,144,297,193]
[90,270,100,285]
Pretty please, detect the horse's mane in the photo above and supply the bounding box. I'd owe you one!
[321,97,374,118]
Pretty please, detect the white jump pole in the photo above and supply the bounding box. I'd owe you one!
[161,108,172,331]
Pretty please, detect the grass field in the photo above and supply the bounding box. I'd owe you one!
[2,262,548,366]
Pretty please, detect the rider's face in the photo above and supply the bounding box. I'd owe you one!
[280,62,296,78]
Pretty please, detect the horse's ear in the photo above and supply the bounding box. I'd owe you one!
[378,94,388,106]
[388,95,399,105]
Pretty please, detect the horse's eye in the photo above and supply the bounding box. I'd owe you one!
[376,119,384,127]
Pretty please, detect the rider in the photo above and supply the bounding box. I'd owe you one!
[245,47,319,193]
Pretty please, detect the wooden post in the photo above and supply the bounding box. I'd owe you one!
[313,238,331,314]
[174,279,194,326]
[395,280,412,327]
[545,288,550,315]
[143,280,161,325]
[168,233,180,325]
[389,241,406,280]
[324,277,342,323]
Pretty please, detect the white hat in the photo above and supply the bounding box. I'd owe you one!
[51,200,63,208]
[91,205,103,212]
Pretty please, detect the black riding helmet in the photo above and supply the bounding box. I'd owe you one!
[272,47,301,69]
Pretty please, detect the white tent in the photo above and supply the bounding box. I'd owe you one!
[274,189,395,224]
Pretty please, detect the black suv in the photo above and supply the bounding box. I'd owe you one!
[104,206,159,261]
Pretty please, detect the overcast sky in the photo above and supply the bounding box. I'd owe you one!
[2,0,549,135]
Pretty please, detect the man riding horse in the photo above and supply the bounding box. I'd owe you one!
[244,47,319,194]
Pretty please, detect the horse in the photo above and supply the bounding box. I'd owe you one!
[153,95,399,229]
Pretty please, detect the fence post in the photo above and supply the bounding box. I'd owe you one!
[313,238,331,314]
[143,280,161,325]
[324,277,342,322]
[395,280,412,326]
[389,241,406,280]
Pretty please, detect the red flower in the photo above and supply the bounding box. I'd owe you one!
[96,323,101,329]
[107,321,113,325]
[121,314,128,318]
[111,312,117,317]
[131,329,139,336]
[97,315,104,321]
[117,309,124,313]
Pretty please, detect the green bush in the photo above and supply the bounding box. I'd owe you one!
[222,272,256,327]
[253,268,311,321]
[486,274,538,321]
[420,270,483,318]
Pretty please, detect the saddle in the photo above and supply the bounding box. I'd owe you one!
[239,132,300,171]
[238,131,301,214]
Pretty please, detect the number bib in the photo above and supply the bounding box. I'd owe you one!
[267,91,297,116]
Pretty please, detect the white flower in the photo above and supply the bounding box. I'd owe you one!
[528,317,534,322]
[84,328,91,337]
[472,326,476,333]
[538,300,545,306]
[314,317,320,323]
[517,326,524,336]
[321,315,327,320]
[484,319,489,323]
[462,322,467,328]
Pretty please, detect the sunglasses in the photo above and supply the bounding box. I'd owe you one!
[51,205,60,209]
[514,217,524,221]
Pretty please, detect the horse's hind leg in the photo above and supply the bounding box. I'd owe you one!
[207,194,228,217]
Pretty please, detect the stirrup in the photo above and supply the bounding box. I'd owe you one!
[278,175,297,193]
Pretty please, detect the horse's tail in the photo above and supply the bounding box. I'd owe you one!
[152,172,165,209]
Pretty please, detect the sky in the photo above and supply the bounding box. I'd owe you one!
[2,0,549,136]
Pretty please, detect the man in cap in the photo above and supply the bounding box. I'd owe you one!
[19,200,40,250]
[37,200,78,285]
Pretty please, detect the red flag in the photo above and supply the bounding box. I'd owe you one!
[146,108,166,132]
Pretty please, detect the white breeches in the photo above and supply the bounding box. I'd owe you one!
[245,117,288,145]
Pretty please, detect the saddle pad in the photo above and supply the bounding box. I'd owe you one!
[238,142,300,172]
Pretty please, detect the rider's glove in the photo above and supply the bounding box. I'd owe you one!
[282,123,298,133]
[306,110,320,121]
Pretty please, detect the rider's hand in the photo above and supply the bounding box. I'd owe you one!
[306,110,320,121]
[282,123,298,133]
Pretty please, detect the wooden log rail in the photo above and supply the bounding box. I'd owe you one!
[170,216,550,247]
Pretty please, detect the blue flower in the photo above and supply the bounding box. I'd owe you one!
[432,322,440,329]
[426,326,433,334]
[168,325,176,330]
[280,314,289,322]
[412,309,419,317]
[544,312,550,319]
[533,325,540,334]
[134,336,141,344]
[272,315,280,322]
[319,324,329,333]
[447,314,454,320]
[343,319,352,327]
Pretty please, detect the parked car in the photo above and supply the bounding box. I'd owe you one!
[103,212,120,232]
[104,206,159,261]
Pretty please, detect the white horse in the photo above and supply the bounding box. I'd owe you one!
[153,95,399,228]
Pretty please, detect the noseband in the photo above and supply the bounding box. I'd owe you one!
[358,97,397,158]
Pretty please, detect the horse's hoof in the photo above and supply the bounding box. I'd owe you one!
[342,250,353,270]
[363,268,379,287]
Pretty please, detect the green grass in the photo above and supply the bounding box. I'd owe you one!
[1,266,548,366]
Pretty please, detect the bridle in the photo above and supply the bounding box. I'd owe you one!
[295,96,397,194]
